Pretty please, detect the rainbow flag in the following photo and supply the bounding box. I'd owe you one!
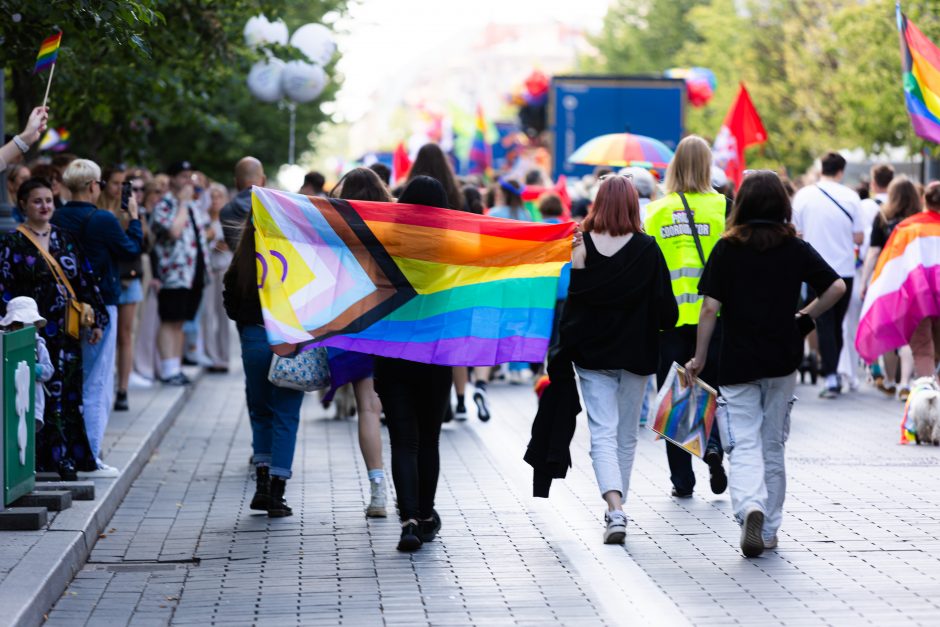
[39,127,70,152]
[468,105,491,175]
[34,32,62,74]
[251,186,574,365]
[856,211,940,364]
[650,362,717,459]
[897,6,940,144]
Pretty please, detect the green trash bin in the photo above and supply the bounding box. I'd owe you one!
[2,327,36,507]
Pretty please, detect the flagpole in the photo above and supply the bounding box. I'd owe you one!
[41,62,56,109]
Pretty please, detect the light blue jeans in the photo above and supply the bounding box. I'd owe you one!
[82,305,118,462]
[239,324,304,479]
[716,373,797,542]
[575,367,647,501]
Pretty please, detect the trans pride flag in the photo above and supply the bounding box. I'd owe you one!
[251,187,574,366]
[856,211,940,364]
[897,5,940,144]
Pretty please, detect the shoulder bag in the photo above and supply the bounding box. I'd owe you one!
[268,344,331,392]
[17,226,95,340]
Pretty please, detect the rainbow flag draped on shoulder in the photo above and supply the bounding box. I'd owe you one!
[897,4,940,144]
[251,187,574,366]
[856,211,940,364]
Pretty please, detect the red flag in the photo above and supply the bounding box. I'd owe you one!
[392,142,411,185]
[713,83,766,189]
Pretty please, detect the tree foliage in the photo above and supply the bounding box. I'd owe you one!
[0,0,345,181]
[584,0,940,175]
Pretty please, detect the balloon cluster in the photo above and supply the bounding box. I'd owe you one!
[664,67,717,108]
[244,15,334,104]
[507,69,550,108]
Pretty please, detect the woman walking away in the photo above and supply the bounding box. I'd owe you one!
[858,176,921,400]
[684,171,844,558]
[644,135,728,499]
[224,216,303,517]
[331,167,391,517]
[374,176,454,551]
[559,175,678,544]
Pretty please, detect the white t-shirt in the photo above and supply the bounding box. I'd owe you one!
[792,179,864,277]
[857,192,886,262]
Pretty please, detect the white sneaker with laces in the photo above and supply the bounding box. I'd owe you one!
[603,510,627,544]
[128,372,154,389]
[366,480,387,518]
[763,535,778,550]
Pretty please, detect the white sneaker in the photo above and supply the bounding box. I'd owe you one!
[603,510,627,544]
[763,535,778,550]
[128,372,154,389]
[77,463,120,479]
[366,480,387,518]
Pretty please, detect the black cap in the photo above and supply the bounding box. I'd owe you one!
[166,160,194,176]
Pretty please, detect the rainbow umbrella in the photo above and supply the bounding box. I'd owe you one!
[567,133,675,168]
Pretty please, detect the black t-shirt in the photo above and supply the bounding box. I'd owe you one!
[869,213,900,249]
[698,237,840,386]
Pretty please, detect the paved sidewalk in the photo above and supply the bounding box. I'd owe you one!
[0,375,196,627]
[44,366,940,626]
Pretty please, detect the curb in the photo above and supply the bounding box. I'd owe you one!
[3,375,200,627]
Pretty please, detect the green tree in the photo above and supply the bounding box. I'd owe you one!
[0,0,345,181]
[586,0,940,176]
[584,0,711,74]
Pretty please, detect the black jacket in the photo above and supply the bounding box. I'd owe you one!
[524,350,580,497]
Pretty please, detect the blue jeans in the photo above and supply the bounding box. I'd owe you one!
[239,324,304,479]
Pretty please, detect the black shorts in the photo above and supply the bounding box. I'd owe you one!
[158,286,203,322]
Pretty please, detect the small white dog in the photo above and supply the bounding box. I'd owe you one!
[908,376,940,446]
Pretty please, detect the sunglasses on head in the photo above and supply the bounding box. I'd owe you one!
[599,172,634,181]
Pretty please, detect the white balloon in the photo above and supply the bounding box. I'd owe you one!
[247,58,285,103]
[244,14,288,48]
[289,23,336,66]
[281,60,327,103]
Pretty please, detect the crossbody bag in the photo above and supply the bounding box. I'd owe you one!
[17,226,95,340]
[677,192,707,265]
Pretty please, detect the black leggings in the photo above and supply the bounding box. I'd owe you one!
[374,357,453,521]
[810,277,853,378]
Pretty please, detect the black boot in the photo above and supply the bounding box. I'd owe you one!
[250,465,271,511]
[268,477,293,517]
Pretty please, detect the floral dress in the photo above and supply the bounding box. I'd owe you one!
[0,226,109,472]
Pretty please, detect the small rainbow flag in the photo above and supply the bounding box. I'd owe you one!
[34,31,62,74]
[251,187,574,365]
[39,127,70,152]
[468,105,491,175]
[897,5,940,144]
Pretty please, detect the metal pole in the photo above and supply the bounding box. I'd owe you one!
[288,103,296,166]
[1,69,7,205]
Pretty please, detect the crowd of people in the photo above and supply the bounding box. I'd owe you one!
[4,105,940,560]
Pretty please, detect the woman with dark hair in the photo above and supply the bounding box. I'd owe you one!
[558,175,677,544]
[684,170,845,557]
[858,176,921,399]
[461,185,484,215]
[0,177,109,480]
[223,216,304,518]
[329,167,391,517]
[405,143,462,210]
[373,175,453,551]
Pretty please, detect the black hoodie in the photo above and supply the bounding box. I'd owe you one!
[559,231,678,375]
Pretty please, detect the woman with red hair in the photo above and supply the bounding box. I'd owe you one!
[558,174,678,544]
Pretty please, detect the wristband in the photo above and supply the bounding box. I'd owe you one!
[12,135,29,154]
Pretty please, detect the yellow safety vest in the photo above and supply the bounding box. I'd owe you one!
[644,192,726,327]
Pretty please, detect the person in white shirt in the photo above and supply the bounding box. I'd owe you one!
[838,164,894,390]
[792,152,864,398]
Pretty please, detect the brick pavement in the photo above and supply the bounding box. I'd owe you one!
[43,367,940,626]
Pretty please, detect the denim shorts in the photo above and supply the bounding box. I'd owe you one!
[118,278,143,305]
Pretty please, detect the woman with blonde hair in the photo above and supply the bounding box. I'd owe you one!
[643,135,729,499]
